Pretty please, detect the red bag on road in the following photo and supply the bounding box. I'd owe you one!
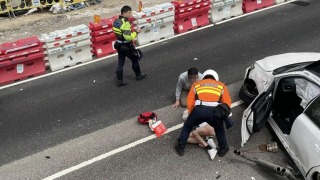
[138,112,157,124]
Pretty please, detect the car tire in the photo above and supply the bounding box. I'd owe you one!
[239,81,258,105]
[313,172,320,180]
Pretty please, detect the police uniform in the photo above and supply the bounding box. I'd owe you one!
[112,15,146,85]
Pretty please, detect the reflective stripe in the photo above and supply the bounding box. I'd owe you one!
[194,82,224,101]
[196,86,222,94]
[195,84,223,90]
[116,40,130,43]
[196,86,222,90]
[113,31,122,35]
[195,100,219,107]
[196,86,222,96]
[113,27,122,33]
[197,89,221,96]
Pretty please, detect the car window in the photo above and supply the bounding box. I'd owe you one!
[305,95,320,129]
[272,77,320,134]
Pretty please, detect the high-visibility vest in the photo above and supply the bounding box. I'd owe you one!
[187,79,232,112]
[194,79,225,103]
[112,16,137,42]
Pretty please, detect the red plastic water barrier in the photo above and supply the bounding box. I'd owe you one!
[242,0,274,13]
[172,0,210,34]
[89,16,118,58]
[0,36,46,85]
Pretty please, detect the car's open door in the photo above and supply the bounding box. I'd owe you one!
[241,82,275,147]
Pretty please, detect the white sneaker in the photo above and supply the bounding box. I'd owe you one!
[207,138,216,149]
[182,109,188,121]
[207,148,217,160]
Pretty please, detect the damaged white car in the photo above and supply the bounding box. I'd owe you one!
[240,53,320,180]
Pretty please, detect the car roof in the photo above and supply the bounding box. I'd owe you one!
[256,52,320,72]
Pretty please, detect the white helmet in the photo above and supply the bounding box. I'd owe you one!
[202,69,219,81]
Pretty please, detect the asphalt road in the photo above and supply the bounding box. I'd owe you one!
[0,0,319,179]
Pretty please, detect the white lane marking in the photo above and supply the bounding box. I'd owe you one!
[42,100,243,180]
[0,0,296,90]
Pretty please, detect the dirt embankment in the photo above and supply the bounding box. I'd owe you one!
[0,0,171,44]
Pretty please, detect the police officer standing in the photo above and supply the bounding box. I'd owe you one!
[112,5,147,87]
[175,69,232,157]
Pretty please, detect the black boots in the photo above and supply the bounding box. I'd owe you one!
[116,68,147,87]
[136,72,148,80]
[175,139,185,156]
[217,144,229,157]
[133,66,147,81]
[117,80,128,87]
[116,71,128,87]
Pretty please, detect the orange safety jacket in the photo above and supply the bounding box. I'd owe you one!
[187,79,232,113]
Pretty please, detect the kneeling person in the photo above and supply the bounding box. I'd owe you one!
[173,68,202,108]
[175,69,232,158]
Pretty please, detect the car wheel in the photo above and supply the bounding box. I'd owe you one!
[313,172,320,180]
[239,80,259,105]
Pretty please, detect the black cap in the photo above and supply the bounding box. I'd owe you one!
[187,67,198,75]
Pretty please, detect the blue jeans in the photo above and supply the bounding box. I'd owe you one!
[179,106,228,149]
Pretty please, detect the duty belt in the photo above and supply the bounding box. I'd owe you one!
[195,100,219,107]
[116,40,131,44]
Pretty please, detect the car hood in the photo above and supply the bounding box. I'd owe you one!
[256,52,320,72]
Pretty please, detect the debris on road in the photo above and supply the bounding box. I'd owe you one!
[234,150,297,180]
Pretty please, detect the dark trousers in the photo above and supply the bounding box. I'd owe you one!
[179,106,227,149]
[115,43,140,74]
